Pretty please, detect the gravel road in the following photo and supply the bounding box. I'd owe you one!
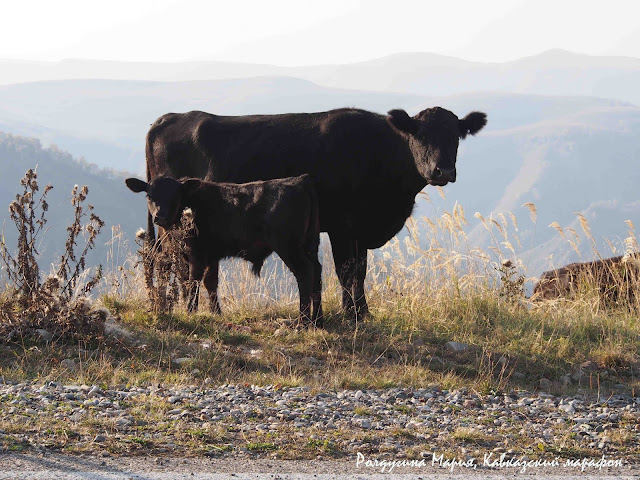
[0,453,638,479]
[0,380,639,478]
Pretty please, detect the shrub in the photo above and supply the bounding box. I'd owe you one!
[137,208,196,313]
[0,168,106,341]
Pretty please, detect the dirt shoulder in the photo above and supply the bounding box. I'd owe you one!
[0,452,638,480]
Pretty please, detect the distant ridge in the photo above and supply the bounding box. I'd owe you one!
[2,49,640,105]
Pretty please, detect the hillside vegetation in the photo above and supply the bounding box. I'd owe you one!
[0,133,141,269]
[0,48,639,399]
[1,53,640,462]
[0,166,638,462]
[0,166,637,401]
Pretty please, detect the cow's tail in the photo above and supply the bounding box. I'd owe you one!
[303,175,321,255]
[145,155,156,247]
[143,135,157,293]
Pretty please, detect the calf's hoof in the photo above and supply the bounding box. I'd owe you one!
[292,316,324,330]
[312,310,324,329]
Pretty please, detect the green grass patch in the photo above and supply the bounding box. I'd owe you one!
[246,442,277,452]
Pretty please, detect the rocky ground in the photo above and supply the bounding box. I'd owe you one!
[1,379,639,472]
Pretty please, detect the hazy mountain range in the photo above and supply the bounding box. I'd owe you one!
[3,49,640,103]
[0,49,638,278]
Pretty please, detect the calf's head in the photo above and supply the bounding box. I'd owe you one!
[125,177,200,229]
[387,107,486,186]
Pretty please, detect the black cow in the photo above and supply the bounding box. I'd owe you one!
[144,107,487,318]
[126,175,323,326]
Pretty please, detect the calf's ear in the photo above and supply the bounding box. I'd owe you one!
[387,109,418,135]
[180,178,202,197]
[459,111,487,139]
[125,178,149,193]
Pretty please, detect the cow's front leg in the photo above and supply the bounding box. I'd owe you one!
[329,234,370,320]
[203,261,222,314]
[328,233,356,314]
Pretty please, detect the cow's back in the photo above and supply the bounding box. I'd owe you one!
[146,111,215,180]
[146,109,416,242]
[186,175,319,273]
[213,174,318,243]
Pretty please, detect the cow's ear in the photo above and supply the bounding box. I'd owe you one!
[125,178,149,193]
[180,178,202,197]
[387,109,417,135]
[458,111,487,139]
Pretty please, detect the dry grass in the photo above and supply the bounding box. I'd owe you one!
[450,426,497,444]
[0,172,639,397]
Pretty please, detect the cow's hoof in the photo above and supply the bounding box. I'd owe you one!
[343,305,370,323]
[208,302,222,315]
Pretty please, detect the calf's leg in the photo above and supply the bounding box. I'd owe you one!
[279,245,314,325]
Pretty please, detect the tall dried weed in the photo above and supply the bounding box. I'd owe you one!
[0,168,106,341]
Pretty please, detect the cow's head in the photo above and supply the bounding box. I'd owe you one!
[387,107,486,186]
[125,176,201,229]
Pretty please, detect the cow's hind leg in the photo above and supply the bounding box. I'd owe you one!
[353,242,369,318]
[143,211,157,292]
[304,237,323,327]
[203,260,222,314]
[311,254,323,327]
[186,260,205,313]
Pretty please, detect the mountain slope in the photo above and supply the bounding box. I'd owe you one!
[412,104,640,275]
[0,133,142,272]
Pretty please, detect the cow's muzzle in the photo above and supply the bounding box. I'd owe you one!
[428,167,456,185]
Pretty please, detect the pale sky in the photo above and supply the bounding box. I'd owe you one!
[3,0,640,65]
